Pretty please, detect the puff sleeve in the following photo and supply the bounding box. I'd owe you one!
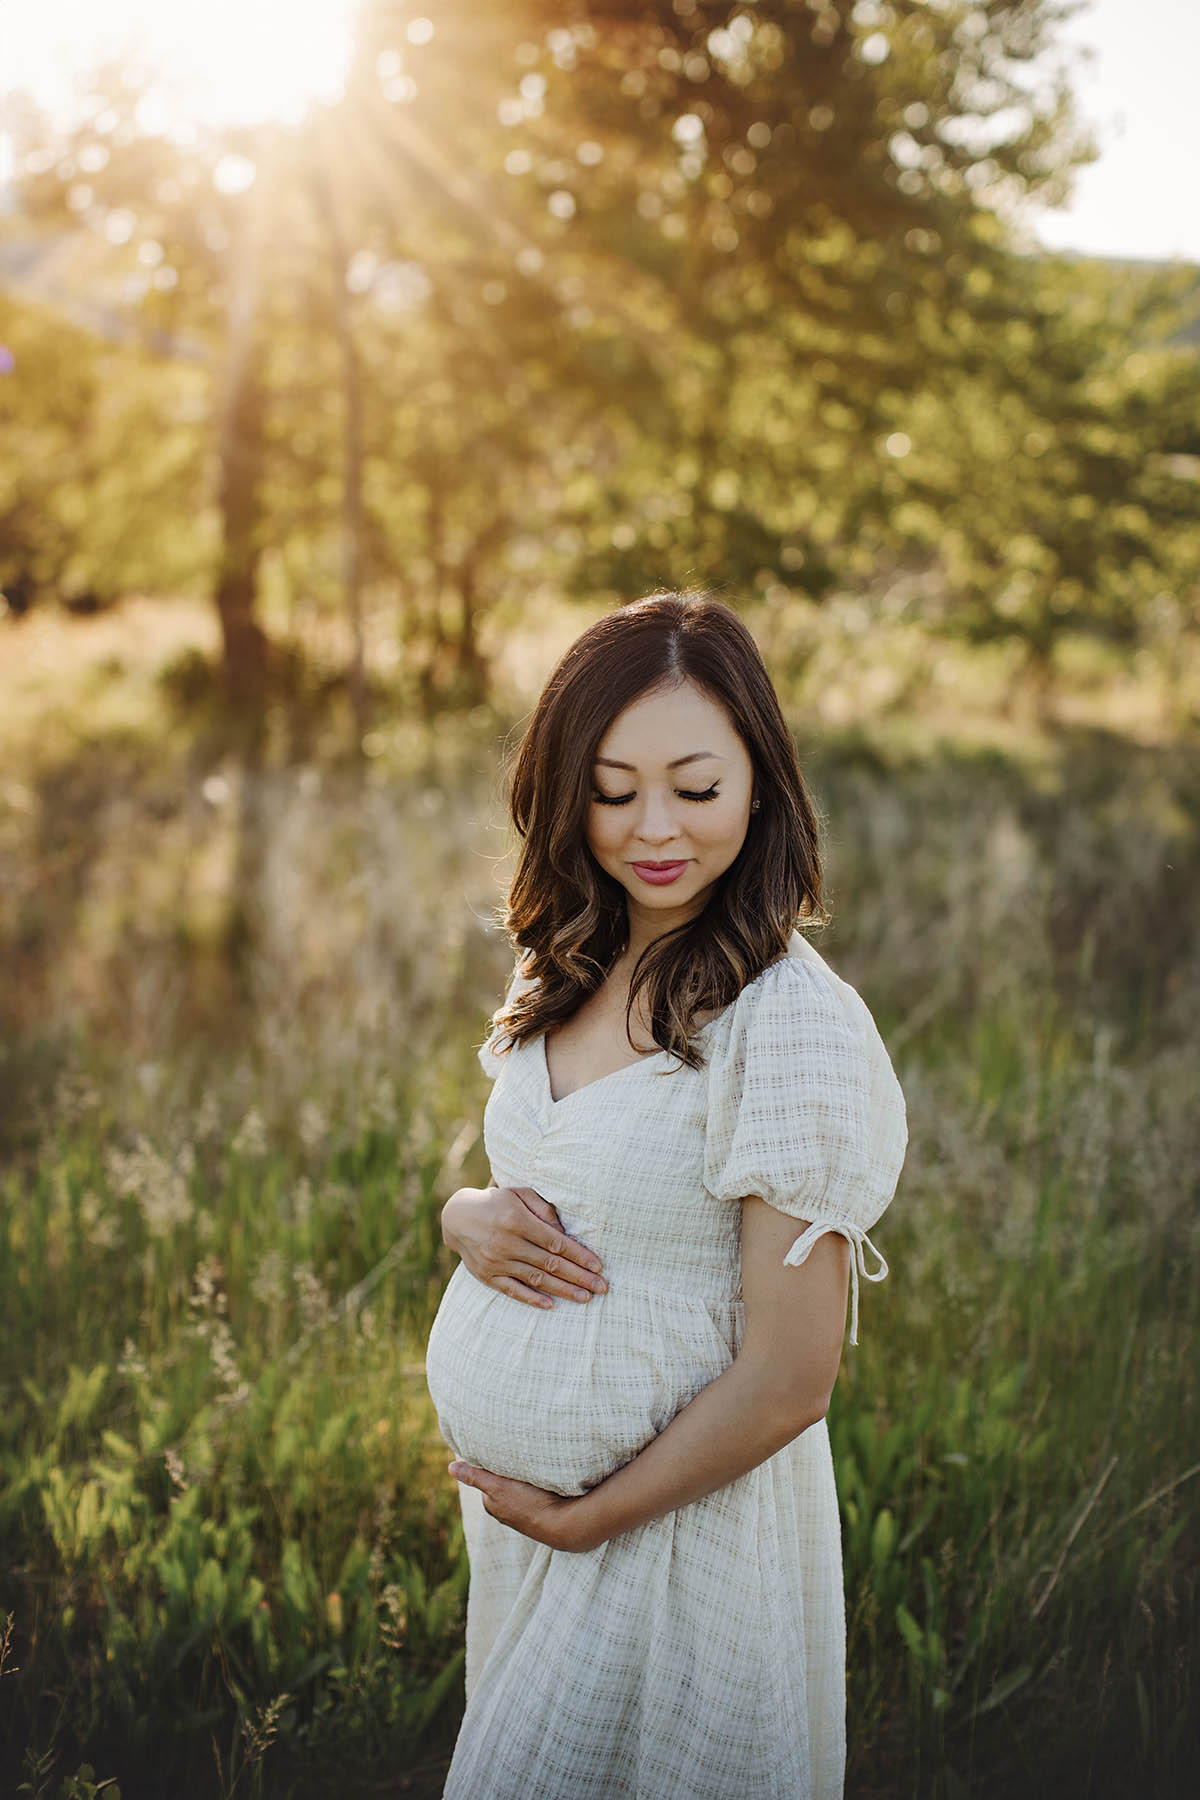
[703,955,907,1344]
[477,961,537,1079]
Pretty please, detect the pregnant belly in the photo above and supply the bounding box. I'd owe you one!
[425,1264,739,1497]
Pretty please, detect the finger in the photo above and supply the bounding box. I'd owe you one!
[515,1234,606,1289]
[449,1460,486,1487]
[452,1467,499,1505]
[511,1186,562,1227]
[512,1259,603,1303]
[492,1275,554,1310]
[451,1463,518,1511]
[508,1193,605,1280]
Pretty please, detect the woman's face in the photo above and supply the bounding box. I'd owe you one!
[586,677,756,936]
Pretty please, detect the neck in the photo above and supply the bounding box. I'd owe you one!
[621,898,699,967]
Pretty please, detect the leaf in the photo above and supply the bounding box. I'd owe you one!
[895,1603,925,1665]
[976,1662,1034,1715]
[870,1507,896,1572]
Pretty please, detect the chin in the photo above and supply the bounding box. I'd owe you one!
[629,875,715,912]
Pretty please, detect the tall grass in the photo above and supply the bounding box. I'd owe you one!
[1,685,1197,1796]
[0,1068,479,1796]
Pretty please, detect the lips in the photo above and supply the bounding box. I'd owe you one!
[630,860,690,886]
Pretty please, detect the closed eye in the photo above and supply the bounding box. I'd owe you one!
[591,785,721,806]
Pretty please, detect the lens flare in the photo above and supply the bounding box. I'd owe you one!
[4,0,357,129]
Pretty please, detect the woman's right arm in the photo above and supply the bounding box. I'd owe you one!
[440,1185,607,1309]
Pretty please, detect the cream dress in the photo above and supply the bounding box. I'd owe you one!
[425,931,907,1800]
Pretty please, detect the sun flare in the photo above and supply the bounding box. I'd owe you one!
[5,0,358,130]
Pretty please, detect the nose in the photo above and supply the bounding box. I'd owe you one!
[635,790,683,847]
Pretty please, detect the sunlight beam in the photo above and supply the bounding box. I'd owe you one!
[3,0,358,130]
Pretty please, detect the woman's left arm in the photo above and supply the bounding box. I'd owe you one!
[450,1199,850,1551]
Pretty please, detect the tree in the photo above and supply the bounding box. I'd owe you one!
[0,285,208,612]
[7,0,1197,706]
[878,250,1200,676]
[11,77,284,693]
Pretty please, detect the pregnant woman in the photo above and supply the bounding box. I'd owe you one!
[425,592,907,1799]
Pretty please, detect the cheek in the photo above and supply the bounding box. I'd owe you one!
[695,799,751,848]
[585,809,622,859]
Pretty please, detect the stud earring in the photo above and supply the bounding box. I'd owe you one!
[751,799,761,812]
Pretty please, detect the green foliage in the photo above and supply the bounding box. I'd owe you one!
[1,5,1199,1788]
[0,1094,473,1795]
[0,291,209,608]
[17,1753,122,1800]
[6,2,1197,700]
[2,703,1198,1796]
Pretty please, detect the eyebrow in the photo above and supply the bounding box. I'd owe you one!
[593,752,723,771]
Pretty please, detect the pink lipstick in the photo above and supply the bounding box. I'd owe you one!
[631,860,690,886]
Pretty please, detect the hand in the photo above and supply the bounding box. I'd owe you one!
[440,1184,607,1309]
[449,1460,594,1551]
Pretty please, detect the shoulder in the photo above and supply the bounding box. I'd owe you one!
[477,958,538,1078]
[709,932,868,1052]
[704,933,904,1128]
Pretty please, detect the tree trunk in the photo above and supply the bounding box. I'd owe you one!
[453,556,488,704]
[310,151,368,753]
[339,310,367,747]
[214,159,270,707]
[214,368,268,706]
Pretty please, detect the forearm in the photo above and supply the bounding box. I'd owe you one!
[448,1212,847,1554]
[568,1354,826,1550]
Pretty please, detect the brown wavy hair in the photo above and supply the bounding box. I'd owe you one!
[490,592,827,1068]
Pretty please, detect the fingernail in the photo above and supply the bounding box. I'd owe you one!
[586,1259,602,1272]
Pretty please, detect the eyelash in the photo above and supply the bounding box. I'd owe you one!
[592,785,721,807]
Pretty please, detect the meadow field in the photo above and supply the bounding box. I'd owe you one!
[5,0,1200,1788]
[1,597,1197,1799]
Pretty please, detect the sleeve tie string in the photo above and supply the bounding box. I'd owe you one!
[782,1221,889,1347]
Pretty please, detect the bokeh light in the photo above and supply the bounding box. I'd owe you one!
[3,0,357,130]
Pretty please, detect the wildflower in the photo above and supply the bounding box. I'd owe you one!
[232,1107,268,1158]
[194,1093,222,1140]
[80,1189,121,1251]
[290,1176,315,1224]
[250,1249,287,1307]
[241,1692,291,1766]
[104,1135,194,1237]
[208,1319,241,1391]
[326,1179,355,1220]
[188,1256,227,1316]
[366,1078,394,1129]
[137,1062,162,1097]
[293,1263,331,1333]
[379,1584,407,1650]
[52,1070,100,1125]
[297,1098,328,1154]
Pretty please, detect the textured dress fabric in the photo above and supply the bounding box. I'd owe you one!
[425,932,907,1800]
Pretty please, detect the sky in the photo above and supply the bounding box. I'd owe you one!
[1030,0,1200,263]
[1,0,1198,265]
[0,1,357,133]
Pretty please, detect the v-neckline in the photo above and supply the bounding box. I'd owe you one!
[540,1031,668,1109]
[526,941,809,1111]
